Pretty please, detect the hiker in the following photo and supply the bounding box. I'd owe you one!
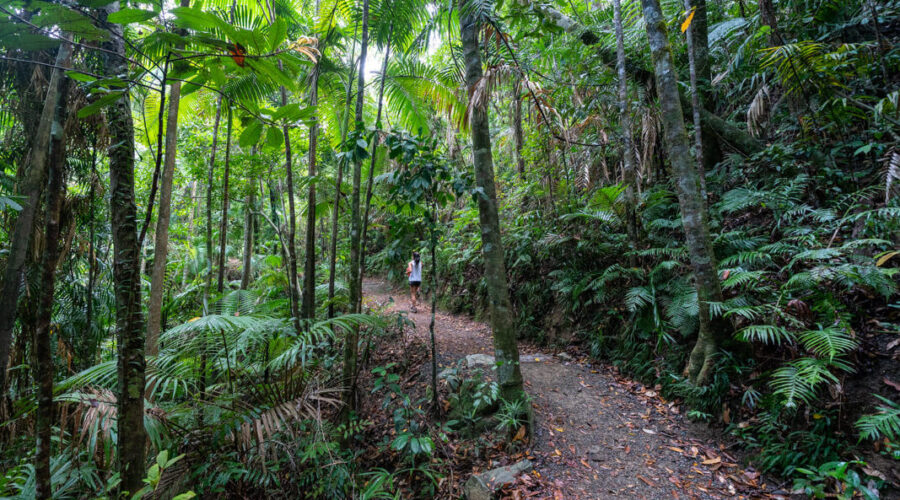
[406,251,422,312]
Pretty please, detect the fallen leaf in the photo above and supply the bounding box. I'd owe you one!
[862,467,887,481]
[642,428,657,434]
[702,457,722,466]
[637,475,656,487]
[884,377,900,391]
[667,447,685,453]
[513,425,526,442]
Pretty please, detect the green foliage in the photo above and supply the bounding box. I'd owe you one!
[793,461,881,500]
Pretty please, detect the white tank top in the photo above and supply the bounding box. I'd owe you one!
[409,261,422,282]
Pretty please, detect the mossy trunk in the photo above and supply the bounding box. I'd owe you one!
[459,1,525,402]
[613,0,639,262]
[302,66,319,320]
[640,0,727,385]
[102,2,147,491]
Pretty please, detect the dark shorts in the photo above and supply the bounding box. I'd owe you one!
[409,281,421,287]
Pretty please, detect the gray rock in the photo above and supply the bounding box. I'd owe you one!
[557,352,574,361]
[587,445,604,462]
[464,460,533,500]
[466,354,495,367]
[519,353,550,363]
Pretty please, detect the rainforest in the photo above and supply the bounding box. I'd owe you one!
[0,0,898,498]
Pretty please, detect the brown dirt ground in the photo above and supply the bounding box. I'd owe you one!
[362,279,790,499]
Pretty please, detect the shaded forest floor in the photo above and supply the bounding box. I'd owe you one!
[360,279,791,499]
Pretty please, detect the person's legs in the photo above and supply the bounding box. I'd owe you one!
[410,283,419,311]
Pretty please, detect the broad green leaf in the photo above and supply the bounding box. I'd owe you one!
[170,7,220,31]
[107,8,157,24]
[266,127,283,148]
[239,120,263,148]
[0,33,61,50]
[66,71,97,83]
[268,17,287,52]
[77,91,125,118]
[181,74,207,96]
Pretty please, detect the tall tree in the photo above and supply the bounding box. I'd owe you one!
[512,80,525,178]
[0,41,71,394]
[241,187,255,289]
[327,20,359,319]
[34,68,70,499]
[204,96,222,312]
[302,62,319,319]
[217,107,233,293]
[640,0,727,384]
[102,2,147,491]
[279,75,302,333]
[359,20,394,305]
[613,0,639,258]
[148,1,190,355]
[459,0,525,402]
[342,0,370,417]
[683,0,709,196]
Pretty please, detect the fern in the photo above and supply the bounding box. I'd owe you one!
[798,325,857,361]
[771,357,839,408]
[856,396,900,442]
[737,324,795,345]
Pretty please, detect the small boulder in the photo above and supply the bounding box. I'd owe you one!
[519,353,550,363]
[557,352,573,362]
[466,354,496,367]
[464,460,533,500]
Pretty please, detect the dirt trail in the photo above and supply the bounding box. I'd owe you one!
[362,279,784,499]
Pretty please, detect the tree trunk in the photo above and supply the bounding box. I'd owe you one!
[684,0,710,197]
[302,65,319,320]
[328,20,360,319]
[102,2,147,491]
[529,0,762,157]
[758,0,784,45]
[241,188,255,289]
[343,0,370,418]
[459,2,525,402]
[280,81,302,334]
[147,19,188,355]
[34,72,69,500]
[640,0,727,385]
[513,80,525,178]
[182,181,197,285]
[614,0,639,263]
[204,96,222,312]
[86,151,97,364]
[217,107,232,293]
[0,41,71,394]
[359,22,394,310]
